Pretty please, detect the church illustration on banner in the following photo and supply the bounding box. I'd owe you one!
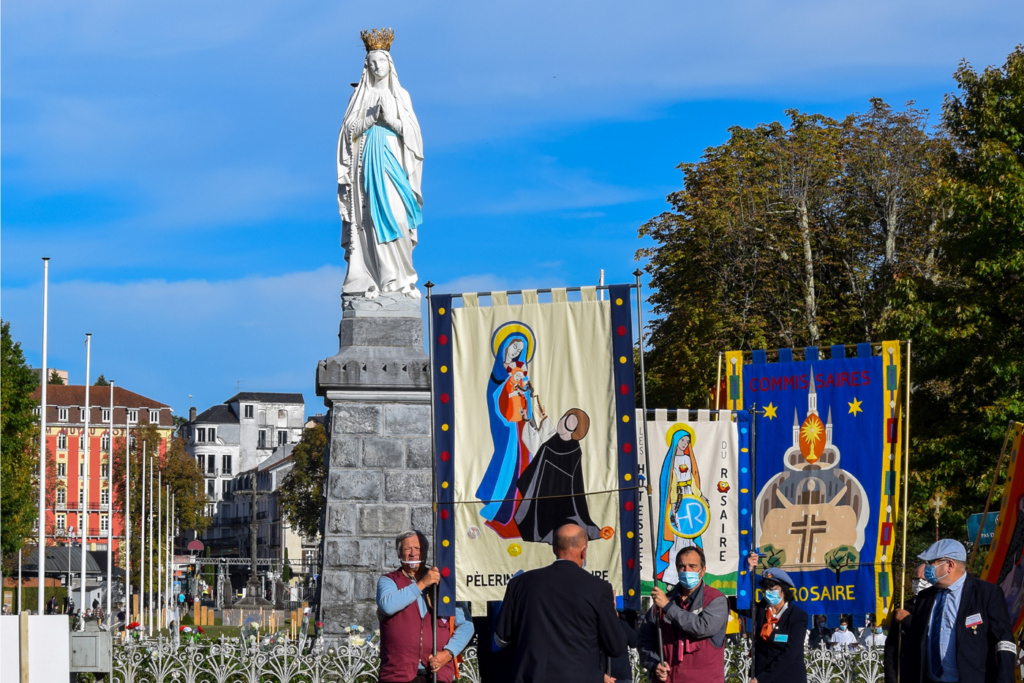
[755,372,869,571]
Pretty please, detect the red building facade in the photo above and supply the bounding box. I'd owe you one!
[30,385,175,559]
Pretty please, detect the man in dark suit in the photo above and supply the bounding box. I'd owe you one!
[904,539,1016,683]
[495,523,628,682]
[808,615,832,650]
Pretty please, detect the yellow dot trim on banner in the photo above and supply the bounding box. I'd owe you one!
[627,531,634,539]
[443,596,450,604]
[620,356,627,364]
[441,365,448,373]
[508,544,522,557]
[439,307,446,315]
[616,298,623,306]
[622,415,630,423]
[628,589,635,596]
[624,473,632,481]
[741,530,748,535]
[442,481,449,489]
[442,540,450,547]
[741,489,748,494]
[442,424,449,432]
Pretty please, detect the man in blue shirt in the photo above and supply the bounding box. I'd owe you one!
[904,539,1015,683]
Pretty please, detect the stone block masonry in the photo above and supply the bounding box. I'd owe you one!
[316,297,432,639]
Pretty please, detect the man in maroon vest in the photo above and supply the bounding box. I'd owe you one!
[376,530,474,683]
[639,547,729,683]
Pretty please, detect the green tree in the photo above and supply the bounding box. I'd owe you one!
[1,320,40,557]
[93,374,111,386]
[48,370,64,385]
[888,46,1024,556]
[278,423,327,540]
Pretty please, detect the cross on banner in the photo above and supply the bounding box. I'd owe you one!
[790,513,828,563]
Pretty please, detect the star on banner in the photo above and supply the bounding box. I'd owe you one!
[848,398,863,416]
[764,402,778,420]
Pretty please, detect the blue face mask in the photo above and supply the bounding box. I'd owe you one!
[680,571,701,590]
[765,589,782,606]
[874,627,882,635]
[839,624,847,631]
[924,562,946,584]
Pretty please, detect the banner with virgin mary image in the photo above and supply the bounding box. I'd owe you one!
[635,409,754,608]
[723,342,904,620]
[981,422,1024,635]
[430,286,641,616]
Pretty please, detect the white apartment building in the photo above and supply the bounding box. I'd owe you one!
[182,392,305,552]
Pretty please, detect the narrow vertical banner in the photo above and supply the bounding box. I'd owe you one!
[981,422,1024,633]
[435,285,641,615]
[725,351,744,411]
[431,293,456,618]
[735,410,754,609]
[876,341,903,619]
[608,284,641,609]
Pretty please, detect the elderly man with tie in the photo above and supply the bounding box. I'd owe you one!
[904,539,1015,683]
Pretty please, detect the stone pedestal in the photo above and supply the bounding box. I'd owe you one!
[316,293,432,636]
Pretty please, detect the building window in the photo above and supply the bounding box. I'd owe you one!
[56,514,66,532]
[78,486,85,508]
[127,409,138,423]
[33,407,41,417]
[80,408,87,422]
[100,514,109,533]
[57,433,68,450]
[57,463,67,478]
[128,434,136,449]
[149,409,159,423]
[101,433,110,452]
[277,430,287,446]
[56,488,66,506]
[101,408,110,422]
[78,435,85,451]
[58,408,69,421]
[101,489,110,506]
[222,480,231,498]
[197,453,205,471]
[197,427,206,443]
[79,462,85,477]
[222,454,232,475]
[207,458,216,475]
[208,427,216,442]
[258,430,267,448]
[100,463,109,479]
[207,480,216,498]
[244,404,254,419]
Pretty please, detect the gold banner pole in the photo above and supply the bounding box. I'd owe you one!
[900,340,911,611]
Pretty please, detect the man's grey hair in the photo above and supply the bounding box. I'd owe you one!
[395,530,429,557]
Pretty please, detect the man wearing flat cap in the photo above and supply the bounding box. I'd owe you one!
[903,538,1015,683]
[746,554,807,683]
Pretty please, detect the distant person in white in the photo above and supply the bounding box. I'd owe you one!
[860,617,886,648]
[831,616,858,650]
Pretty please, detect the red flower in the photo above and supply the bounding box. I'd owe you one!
[126,622,140,630]
[179,625,187,632]
[197,626,205,634]
[316,621,323,628]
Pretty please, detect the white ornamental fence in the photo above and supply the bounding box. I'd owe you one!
[110,636,886,683]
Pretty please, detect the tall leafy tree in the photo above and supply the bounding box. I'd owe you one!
[889,46,1024,554]
[1,321,40,558]
[278,423,327,541]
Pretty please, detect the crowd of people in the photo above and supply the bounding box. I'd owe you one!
[375,529,1017,683]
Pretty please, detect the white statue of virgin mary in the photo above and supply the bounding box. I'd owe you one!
[337,28,424,300]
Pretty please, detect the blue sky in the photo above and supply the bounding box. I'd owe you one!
[3,0,1021,417]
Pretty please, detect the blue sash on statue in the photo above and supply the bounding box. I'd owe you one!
[362,125,422,244]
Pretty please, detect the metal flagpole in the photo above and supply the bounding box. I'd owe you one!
[424,281,438,683]
[900,341,912,607]
[714,353,722,409]
[37,257,50,616]
[140,442,146,629]
[81,333,92,629]
[158,472,163,630]
[107,381,114,619]
[632,270,662,659]
[125,413,132,623]
[19,549,23,614]
[148,451,154,636]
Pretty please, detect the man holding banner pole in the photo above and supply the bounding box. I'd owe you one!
[639,546,728,683]
[376,531,474,683]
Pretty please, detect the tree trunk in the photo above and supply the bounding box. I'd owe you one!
[798,198,820,345]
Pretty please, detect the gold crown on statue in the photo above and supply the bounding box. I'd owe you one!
[361,28,395,52]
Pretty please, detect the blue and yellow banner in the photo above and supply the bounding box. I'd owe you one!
[726,342,903,619]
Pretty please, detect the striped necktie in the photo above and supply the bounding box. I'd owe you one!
[929,589,949,676]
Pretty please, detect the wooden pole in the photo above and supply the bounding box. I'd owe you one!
[19,611,30,683]
[899,341,911,610]
[967,421,1015,573]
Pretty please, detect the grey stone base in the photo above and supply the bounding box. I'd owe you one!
[316,306,433,636]
[222,608,290,630]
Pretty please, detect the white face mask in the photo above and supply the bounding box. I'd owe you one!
[912,578,932,595]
